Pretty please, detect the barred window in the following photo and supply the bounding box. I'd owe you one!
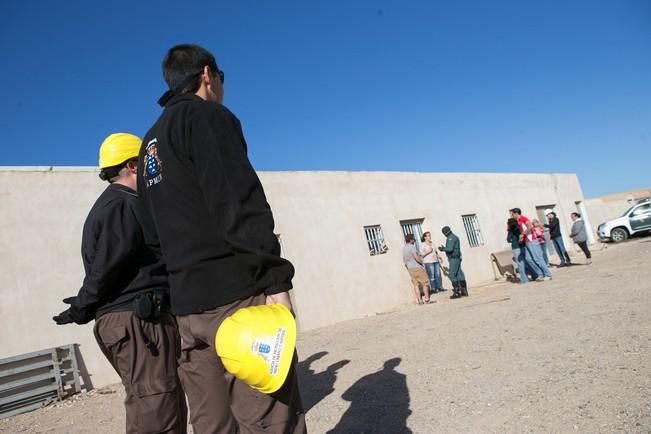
[364,225,388,256]
[400,219,424,250]
[461,214,484,248]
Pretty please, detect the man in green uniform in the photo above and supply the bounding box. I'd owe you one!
[438,226,469,299]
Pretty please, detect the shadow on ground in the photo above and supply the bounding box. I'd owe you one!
[297,351,350,412]
[331,357,411,433]
[298,354,412,432]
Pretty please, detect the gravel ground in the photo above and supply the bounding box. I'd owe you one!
[2,238,650,433]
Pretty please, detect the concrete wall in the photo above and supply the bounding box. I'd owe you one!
[0,168,585,388]
[0,168,109,386]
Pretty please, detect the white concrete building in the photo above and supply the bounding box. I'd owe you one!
[0,168,589,388]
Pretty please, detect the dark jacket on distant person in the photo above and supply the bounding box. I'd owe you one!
[544,217,563,239]
[440,232,462,259]
[507,227,523,249]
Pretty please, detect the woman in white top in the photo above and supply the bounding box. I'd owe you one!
[420,232,445,293]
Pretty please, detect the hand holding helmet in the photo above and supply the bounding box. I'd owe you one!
[215,304,297,394]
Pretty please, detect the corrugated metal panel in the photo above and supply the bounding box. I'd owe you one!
[0,344,81,420]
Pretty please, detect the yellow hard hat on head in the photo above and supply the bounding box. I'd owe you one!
[215,304,297,394]
[98,133,142,169]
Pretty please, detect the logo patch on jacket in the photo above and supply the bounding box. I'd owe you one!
[143,138,163,187]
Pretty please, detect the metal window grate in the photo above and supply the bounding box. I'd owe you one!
[400,220,424,250]
[364,225,388,256]
[461,214,484,248]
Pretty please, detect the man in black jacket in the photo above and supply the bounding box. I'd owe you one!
[544,209,572,266]
[53,133,187,433]
[138,44,305,433]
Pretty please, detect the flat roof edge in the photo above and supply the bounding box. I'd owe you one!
[0,167,577,176]
[0,166,98,171]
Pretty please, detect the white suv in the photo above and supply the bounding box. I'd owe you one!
[597,199,651,242]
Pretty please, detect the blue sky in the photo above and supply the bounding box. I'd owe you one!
[1,0,649,197]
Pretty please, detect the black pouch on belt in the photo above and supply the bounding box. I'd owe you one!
[132,291,165,322]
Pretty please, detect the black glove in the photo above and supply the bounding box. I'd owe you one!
[53,297,93,325]
[438,245,445,252]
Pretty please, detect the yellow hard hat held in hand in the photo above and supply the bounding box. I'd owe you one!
[215,304,297,394]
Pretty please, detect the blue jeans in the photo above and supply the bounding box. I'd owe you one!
[525,242,551,278]
[551,236,571,264]
[525,262,539,280]
[425,262,443,290]
[512,247,529,283]
[540,241,549,265]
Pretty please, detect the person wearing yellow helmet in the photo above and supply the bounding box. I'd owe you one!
[97,133,142,182]
[138,44,305,433]
[53,133,187,433]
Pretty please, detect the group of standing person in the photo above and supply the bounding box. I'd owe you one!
[402,226,468,303]
[53,44,306,434]
[507,207,553,284]
[507,207,592,284]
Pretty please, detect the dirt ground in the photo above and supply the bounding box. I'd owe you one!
[2,238,650,433]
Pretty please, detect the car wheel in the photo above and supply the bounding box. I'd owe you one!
[610,228,628,242]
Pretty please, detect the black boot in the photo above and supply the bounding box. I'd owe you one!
[450,282,462,299]
[460,280,469,297]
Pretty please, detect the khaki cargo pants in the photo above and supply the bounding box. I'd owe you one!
[94,311,187,434]
[175,293,306,434]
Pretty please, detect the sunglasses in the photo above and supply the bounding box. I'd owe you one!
[189,66,224,84]
[215,68,224,84]
[157,65,225,107]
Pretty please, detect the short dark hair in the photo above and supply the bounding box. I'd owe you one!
[405,234,415,243]
[162,44,218,93]
[99,158,137,183]
[510,207,522,215]
[571,212,581,218]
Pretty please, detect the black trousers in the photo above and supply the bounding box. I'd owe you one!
[577,241,591,259]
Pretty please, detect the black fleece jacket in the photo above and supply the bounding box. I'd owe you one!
[138,93,294,315]
[72,184,168,320]
[544,217,562,239]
